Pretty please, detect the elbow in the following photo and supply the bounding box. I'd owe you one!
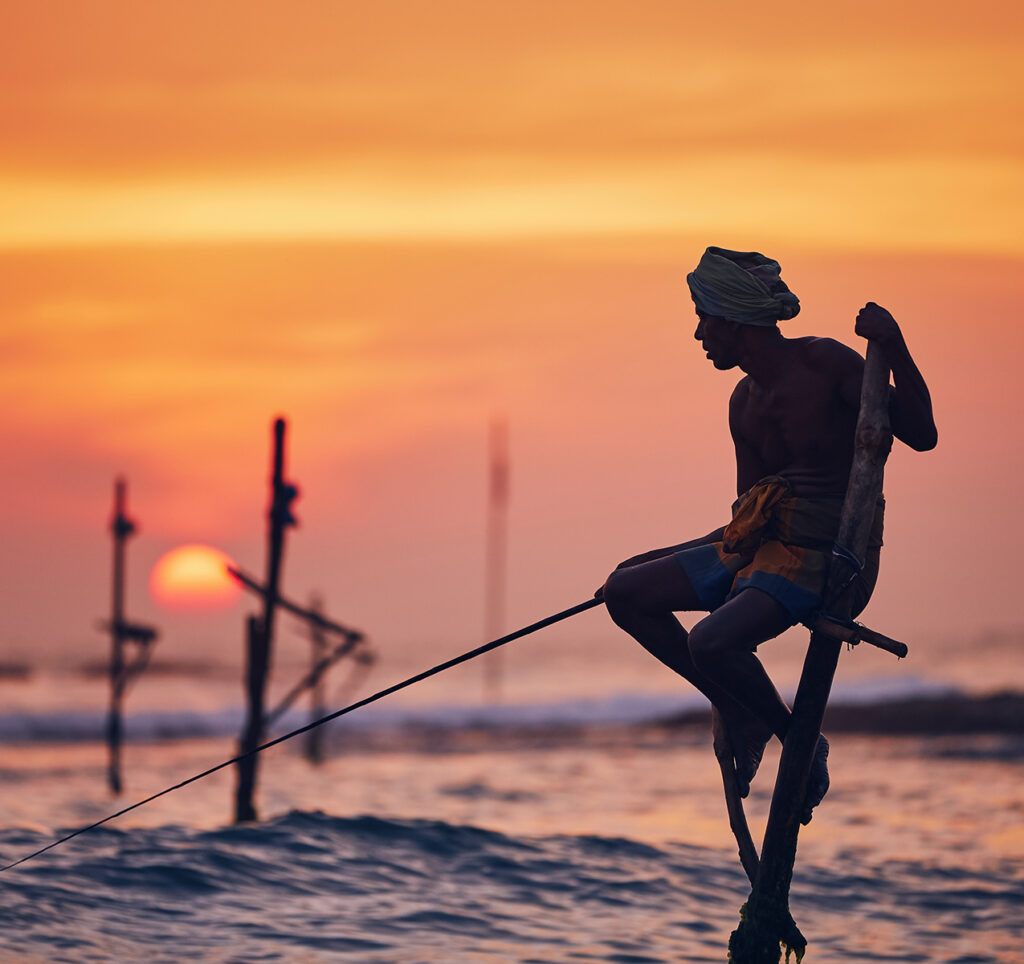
[907,426,938,452]
[892,409,938,452]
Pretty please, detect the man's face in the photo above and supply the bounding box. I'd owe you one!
[694,312,742,370]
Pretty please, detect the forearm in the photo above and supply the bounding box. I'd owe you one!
[855,303,938,452]
[883,333,938,451]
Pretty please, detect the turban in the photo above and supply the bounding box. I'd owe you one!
[686,247,800,326]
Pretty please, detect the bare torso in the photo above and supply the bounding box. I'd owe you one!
[730,336,863,498]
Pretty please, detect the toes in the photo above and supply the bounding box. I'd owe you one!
[721,714,773,800]
[801,736,831,824]
[735,768,751,799]
[735,749,759,798]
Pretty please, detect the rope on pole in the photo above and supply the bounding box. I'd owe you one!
[0,596,603,874]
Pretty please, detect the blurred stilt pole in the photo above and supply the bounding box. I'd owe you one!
[235,614,267,821]
[483,418,509,703]
[234,417,297,823]
[105,478,135,795]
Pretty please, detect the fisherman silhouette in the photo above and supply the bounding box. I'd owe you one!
[600,247,937,822]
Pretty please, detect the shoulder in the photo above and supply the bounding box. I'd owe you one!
[796,336,863,373]
[796,336,865,407]
[728,376,756,434]
[729,375,754,410]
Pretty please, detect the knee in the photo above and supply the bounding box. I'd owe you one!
[687,619,726,674]
[602,569,646,627]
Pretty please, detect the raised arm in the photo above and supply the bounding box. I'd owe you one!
[854,302,938,452]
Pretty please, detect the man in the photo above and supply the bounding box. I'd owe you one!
[601,247,937,823]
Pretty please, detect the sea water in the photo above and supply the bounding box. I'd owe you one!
[0,628,1021,962]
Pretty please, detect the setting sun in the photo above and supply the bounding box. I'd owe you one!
[149,544,242,611]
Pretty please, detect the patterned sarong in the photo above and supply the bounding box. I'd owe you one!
[675,476,884,623]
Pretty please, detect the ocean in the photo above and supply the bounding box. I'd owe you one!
[0,625,1021,963]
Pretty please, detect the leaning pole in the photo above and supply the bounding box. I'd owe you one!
[730,338,893,962]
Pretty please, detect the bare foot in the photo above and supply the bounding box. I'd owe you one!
[725,712,774,798]
[801,735,830,824]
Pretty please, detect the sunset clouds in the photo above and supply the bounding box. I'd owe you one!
[2,1,1020,250]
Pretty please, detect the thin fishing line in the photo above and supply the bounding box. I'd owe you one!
[0,596,601,874]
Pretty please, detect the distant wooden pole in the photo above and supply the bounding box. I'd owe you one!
[483,418,509,702]
[730,341,893,962]
[305,594,328,765]
[106,477,135,795]
[235,615,267,821]
[235,417,296,823]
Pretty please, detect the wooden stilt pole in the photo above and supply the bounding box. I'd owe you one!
[729,342,893,962]
[712,707,760,883]
[713,708,805,951]
[234,417,296,823]
[234,615,267,822]
[483,418,509,702]
[106,478,134,796]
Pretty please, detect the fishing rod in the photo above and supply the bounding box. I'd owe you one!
[0,596,603,874]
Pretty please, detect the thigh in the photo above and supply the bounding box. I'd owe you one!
[606,554,706,614]
[692,587,794,652]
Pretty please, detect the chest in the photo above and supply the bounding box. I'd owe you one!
[736,373,853,459]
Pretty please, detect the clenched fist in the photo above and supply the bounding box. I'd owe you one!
[855,302,902,347]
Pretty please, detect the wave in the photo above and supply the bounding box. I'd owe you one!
[1,811,1020,963]
[664,687,1024,736]
[1,680,1021,746]
[0,692,696,745]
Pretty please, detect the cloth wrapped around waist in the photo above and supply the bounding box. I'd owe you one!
[675,476,884,623]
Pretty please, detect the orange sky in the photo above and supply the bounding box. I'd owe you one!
[2,0,1021,251]
[1,1,1022,691]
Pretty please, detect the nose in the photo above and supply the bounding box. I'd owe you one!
[694,318,705,341]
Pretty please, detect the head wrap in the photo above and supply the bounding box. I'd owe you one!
[686,247,800,326]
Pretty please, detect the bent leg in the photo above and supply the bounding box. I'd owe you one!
[686,588,794,738]
[603,557,774,794]
[687,588,830,818]
[603,555,746,714]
